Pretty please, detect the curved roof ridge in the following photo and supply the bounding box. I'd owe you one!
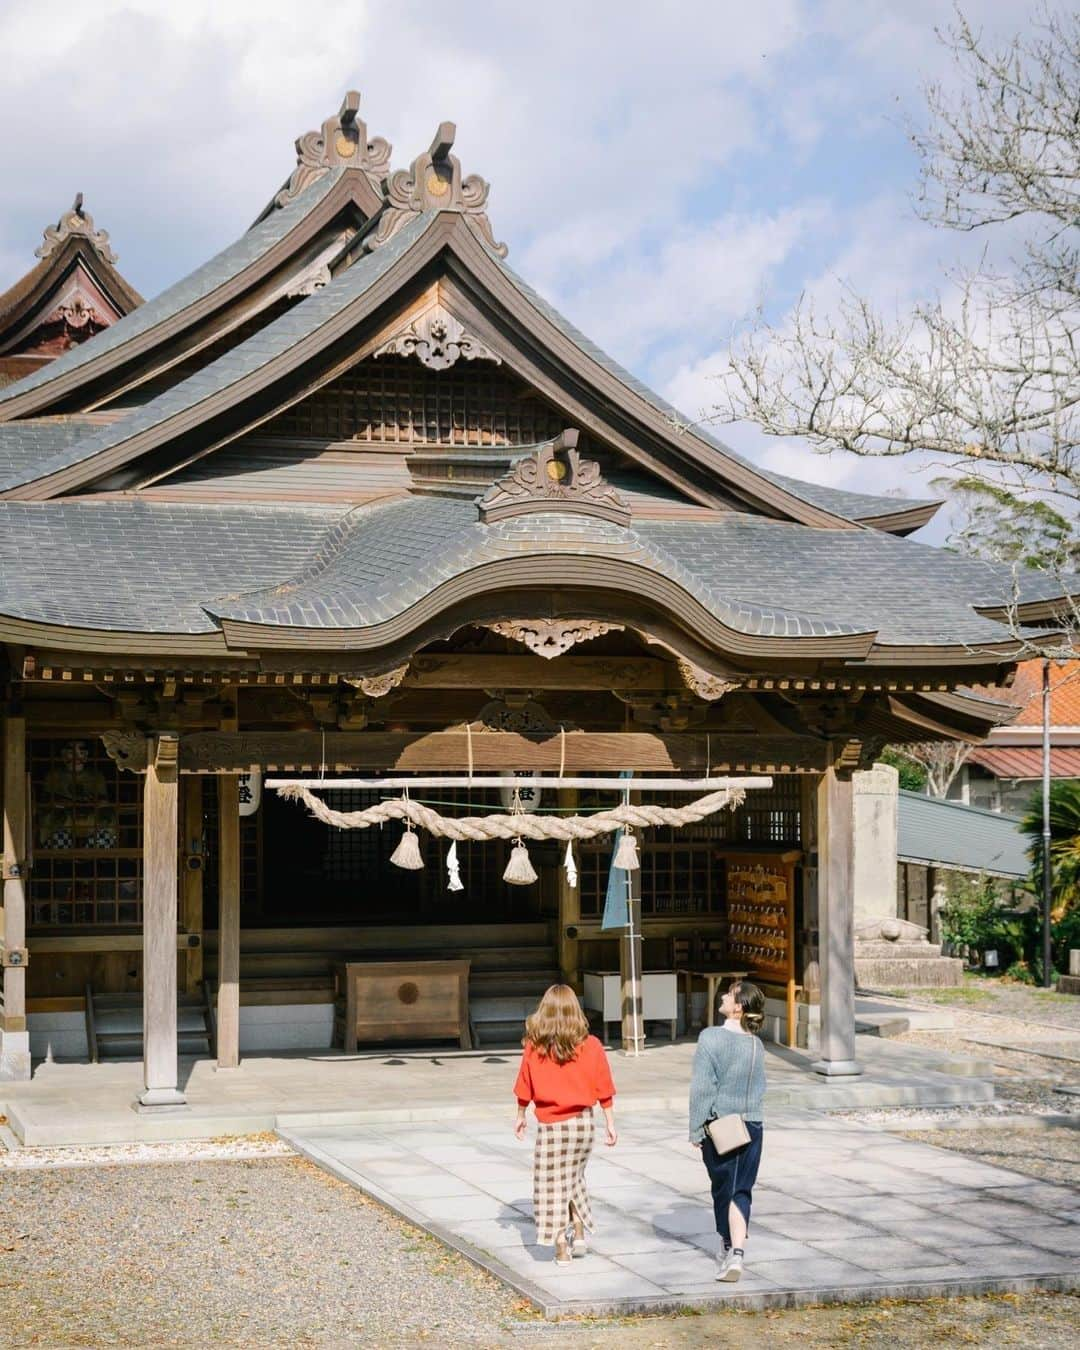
[0,212,441,495]
[486,250,937,532]
[0,171,345,410]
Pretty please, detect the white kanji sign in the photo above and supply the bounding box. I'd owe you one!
[237,767,262,816]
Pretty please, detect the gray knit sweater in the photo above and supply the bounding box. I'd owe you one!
[688,1026,766,1142]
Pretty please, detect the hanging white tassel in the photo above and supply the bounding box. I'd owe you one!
[390,824,424,870]
[563,839,578,889]
[503,839,538,886]
[613,827,640,871]
[446,839,464,891]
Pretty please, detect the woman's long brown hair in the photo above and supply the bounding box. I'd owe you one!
[523,984,590,1064]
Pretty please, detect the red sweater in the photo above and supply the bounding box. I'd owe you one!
[513,1035,616,1123]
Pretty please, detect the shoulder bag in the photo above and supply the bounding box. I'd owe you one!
[705,1035,760,1156]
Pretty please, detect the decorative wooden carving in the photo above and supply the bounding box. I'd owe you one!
[36,194,118,263]
[485,619,624,659]
[343,664,409,698]
[374,305,500,371]
[287,262,332,297]
[364,122,507,258]
[474,697,560,734]
[275,90,391,209]
[101,732,148,770]
[615,691,707,733]
[677,659,741,702]
[479,430,631,526]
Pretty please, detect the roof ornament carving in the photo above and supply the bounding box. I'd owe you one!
[364,122,508,259]
[676,659,741,702]
[485,619,624,660]
[36,193,118,264]
[275,90,391,210]
[342,663,409,698]
[374,303,500,371]
[479,429,631,526]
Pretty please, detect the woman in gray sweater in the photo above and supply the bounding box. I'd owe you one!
[688,980,766,1282]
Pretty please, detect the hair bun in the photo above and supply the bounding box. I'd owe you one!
[743,1011,765,1033]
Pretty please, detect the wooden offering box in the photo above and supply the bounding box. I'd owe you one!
[725,851,799,1046]
[334,959,472,1050]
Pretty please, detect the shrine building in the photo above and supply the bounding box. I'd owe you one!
[0,92,1065,1104]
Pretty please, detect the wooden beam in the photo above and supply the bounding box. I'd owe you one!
[102,730,828,774]
[181,776,204,995]
[556,789,580,989]
[1,713,30,1078]
[138,734,186,1108]
[813,754,860,1078]
[216,773,241,1069]
[405,654,673,690]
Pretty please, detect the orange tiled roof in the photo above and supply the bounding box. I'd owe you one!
[969,745,1080,780]
[1002,660,1080,728]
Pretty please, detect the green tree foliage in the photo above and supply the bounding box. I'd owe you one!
[932,475,1080,571]
[878,746,928,792]
[1020,779,1080,921]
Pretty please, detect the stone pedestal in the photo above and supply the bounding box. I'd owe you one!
[853,764,898,928]
[854,917,964,989]
[0,1028,31,1081]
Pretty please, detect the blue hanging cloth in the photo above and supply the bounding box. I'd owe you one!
[600,771,634,931]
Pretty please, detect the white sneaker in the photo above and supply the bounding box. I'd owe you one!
[715,1245,732,1279]
[720,1250,744,1282]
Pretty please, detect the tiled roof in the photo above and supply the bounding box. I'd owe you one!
[968,746,1080,780]
[0,500,345,632]
[996,659,1080,727]
[0,494,1041,646]
[0,172,344,408]
[0,213,438,494]
[489,252,939,529]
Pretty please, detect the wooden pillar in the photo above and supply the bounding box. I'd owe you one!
[1,713,31,1080]
[138,734,186,1108]
[813,756,861,1076]
[556,789,580,988]
[619,863,644,1054]
[181,776,204,996]
[216,773,241,1069]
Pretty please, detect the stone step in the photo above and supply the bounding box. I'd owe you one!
[854,942,952,959]
[855,956,964,988]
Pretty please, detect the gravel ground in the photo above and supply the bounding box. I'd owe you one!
[895,1123,1080,1189]
[872,977,1080,1116]
[2,1147,1077,1348]
[0,1156,529,1348]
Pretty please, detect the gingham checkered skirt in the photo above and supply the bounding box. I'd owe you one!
[532,1110,595,1246]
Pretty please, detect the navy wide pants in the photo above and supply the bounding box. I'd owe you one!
[700,1123,764,1246]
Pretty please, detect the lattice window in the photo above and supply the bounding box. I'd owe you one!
[201,778,262,917]
[576,779,801,919]
[264,356,568,446]
[318,787,508,909]
[28,738,143,928]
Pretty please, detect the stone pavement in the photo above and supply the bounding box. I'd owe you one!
[281,1109,1080,1317]
[1,1036,994,1147]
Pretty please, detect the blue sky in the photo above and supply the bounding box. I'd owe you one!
[0,0,1065,537]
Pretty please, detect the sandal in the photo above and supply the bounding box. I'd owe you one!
[554,1235,572,1266]
[571,1226,587,1257]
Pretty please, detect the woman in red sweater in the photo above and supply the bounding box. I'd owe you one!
[513,984,617,1264]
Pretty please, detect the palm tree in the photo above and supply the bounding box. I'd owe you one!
[1020,780,1080,921]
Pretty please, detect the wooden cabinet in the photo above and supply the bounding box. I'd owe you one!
[334,959,472,1051]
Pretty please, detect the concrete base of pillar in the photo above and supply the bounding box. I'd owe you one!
[0,1026,31,1080]
[135,1087,188,1112]
[0,1029,32,1081]
[812,1058,863,1077]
